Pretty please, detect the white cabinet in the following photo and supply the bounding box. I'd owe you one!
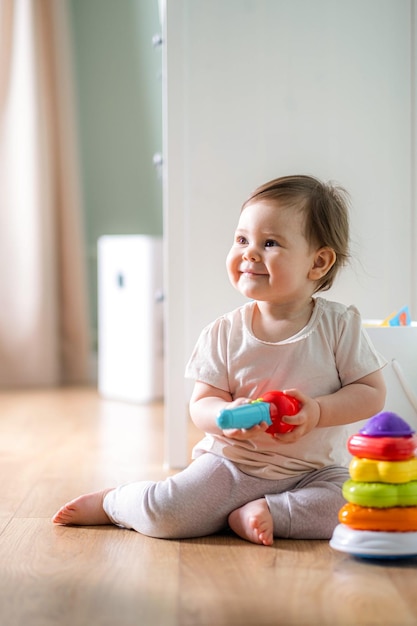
[162,0,416,467]
[365,325,417,430]
[98,235,164,403]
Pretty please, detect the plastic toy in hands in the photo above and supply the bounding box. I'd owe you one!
[330,411,417,559]
[217,390,300,435]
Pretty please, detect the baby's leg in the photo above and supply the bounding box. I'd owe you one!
[103,454,263,539]
[228,498,274,546]
[228,465,348,544]
[54,454,274,539]
[266,465,349,539]
[53,489,114,526]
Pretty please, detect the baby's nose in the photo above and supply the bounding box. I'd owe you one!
[243,244,261,262]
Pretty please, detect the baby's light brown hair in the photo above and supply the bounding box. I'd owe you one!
[241,174,350,292]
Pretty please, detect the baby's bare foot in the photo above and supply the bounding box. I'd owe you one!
[52,489,114,526]
[228,498,274,546]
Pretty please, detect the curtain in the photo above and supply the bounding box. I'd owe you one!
[0,0,90,387]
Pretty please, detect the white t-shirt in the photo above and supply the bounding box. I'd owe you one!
[185,297,386,479]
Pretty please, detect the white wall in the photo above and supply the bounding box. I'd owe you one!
[163,0,416,467]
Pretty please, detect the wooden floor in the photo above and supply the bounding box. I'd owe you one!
[0,388,417,626]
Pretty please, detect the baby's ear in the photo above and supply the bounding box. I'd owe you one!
[308,247,336,280]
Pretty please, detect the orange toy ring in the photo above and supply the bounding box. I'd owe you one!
[339,502,417,531]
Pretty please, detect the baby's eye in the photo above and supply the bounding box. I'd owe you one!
[265,239,279,248]
[236,235,248,245]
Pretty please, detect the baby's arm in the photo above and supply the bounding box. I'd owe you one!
[316,369,386,427]
[276,369,386,442]
[189,381,268,439]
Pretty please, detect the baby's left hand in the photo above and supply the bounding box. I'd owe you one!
[272,389,320,443]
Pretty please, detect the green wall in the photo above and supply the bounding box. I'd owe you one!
[68,0,163,354]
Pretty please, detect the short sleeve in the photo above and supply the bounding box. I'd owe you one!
[184,316,231,392]
[334,305,386,386]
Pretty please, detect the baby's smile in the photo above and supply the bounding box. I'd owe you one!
[239,264,268,277]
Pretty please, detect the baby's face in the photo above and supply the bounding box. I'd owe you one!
[226,200,319,304]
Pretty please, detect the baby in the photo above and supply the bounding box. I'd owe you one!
[53,174,386,546]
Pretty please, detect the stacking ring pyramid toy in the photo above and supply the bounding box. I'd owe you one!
[330,411,417,559]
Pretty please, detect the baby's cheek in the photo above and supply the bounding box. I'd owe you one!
[226,257,239,284]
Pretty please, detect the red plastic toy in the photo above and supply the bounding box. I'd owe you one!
[347,434,417,461]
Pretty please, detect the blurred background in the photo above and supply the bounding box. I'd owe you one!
[2,0,416,467]
[70,0,163,357]
[0,0,162,388]
[1,1,416,429]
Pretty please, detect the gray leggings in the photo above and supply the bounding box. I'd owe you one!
[103,453,349,540]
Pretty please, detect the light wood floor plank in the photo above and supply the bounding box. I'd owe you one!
[0,519,179,626]
[179,536,417,626]
[1,387,417,626]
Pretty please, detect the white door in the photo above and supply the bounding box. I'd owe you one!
[162,0,416,468]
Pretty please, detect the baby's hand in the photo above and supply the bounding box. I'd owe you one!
[271,389,320,443]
